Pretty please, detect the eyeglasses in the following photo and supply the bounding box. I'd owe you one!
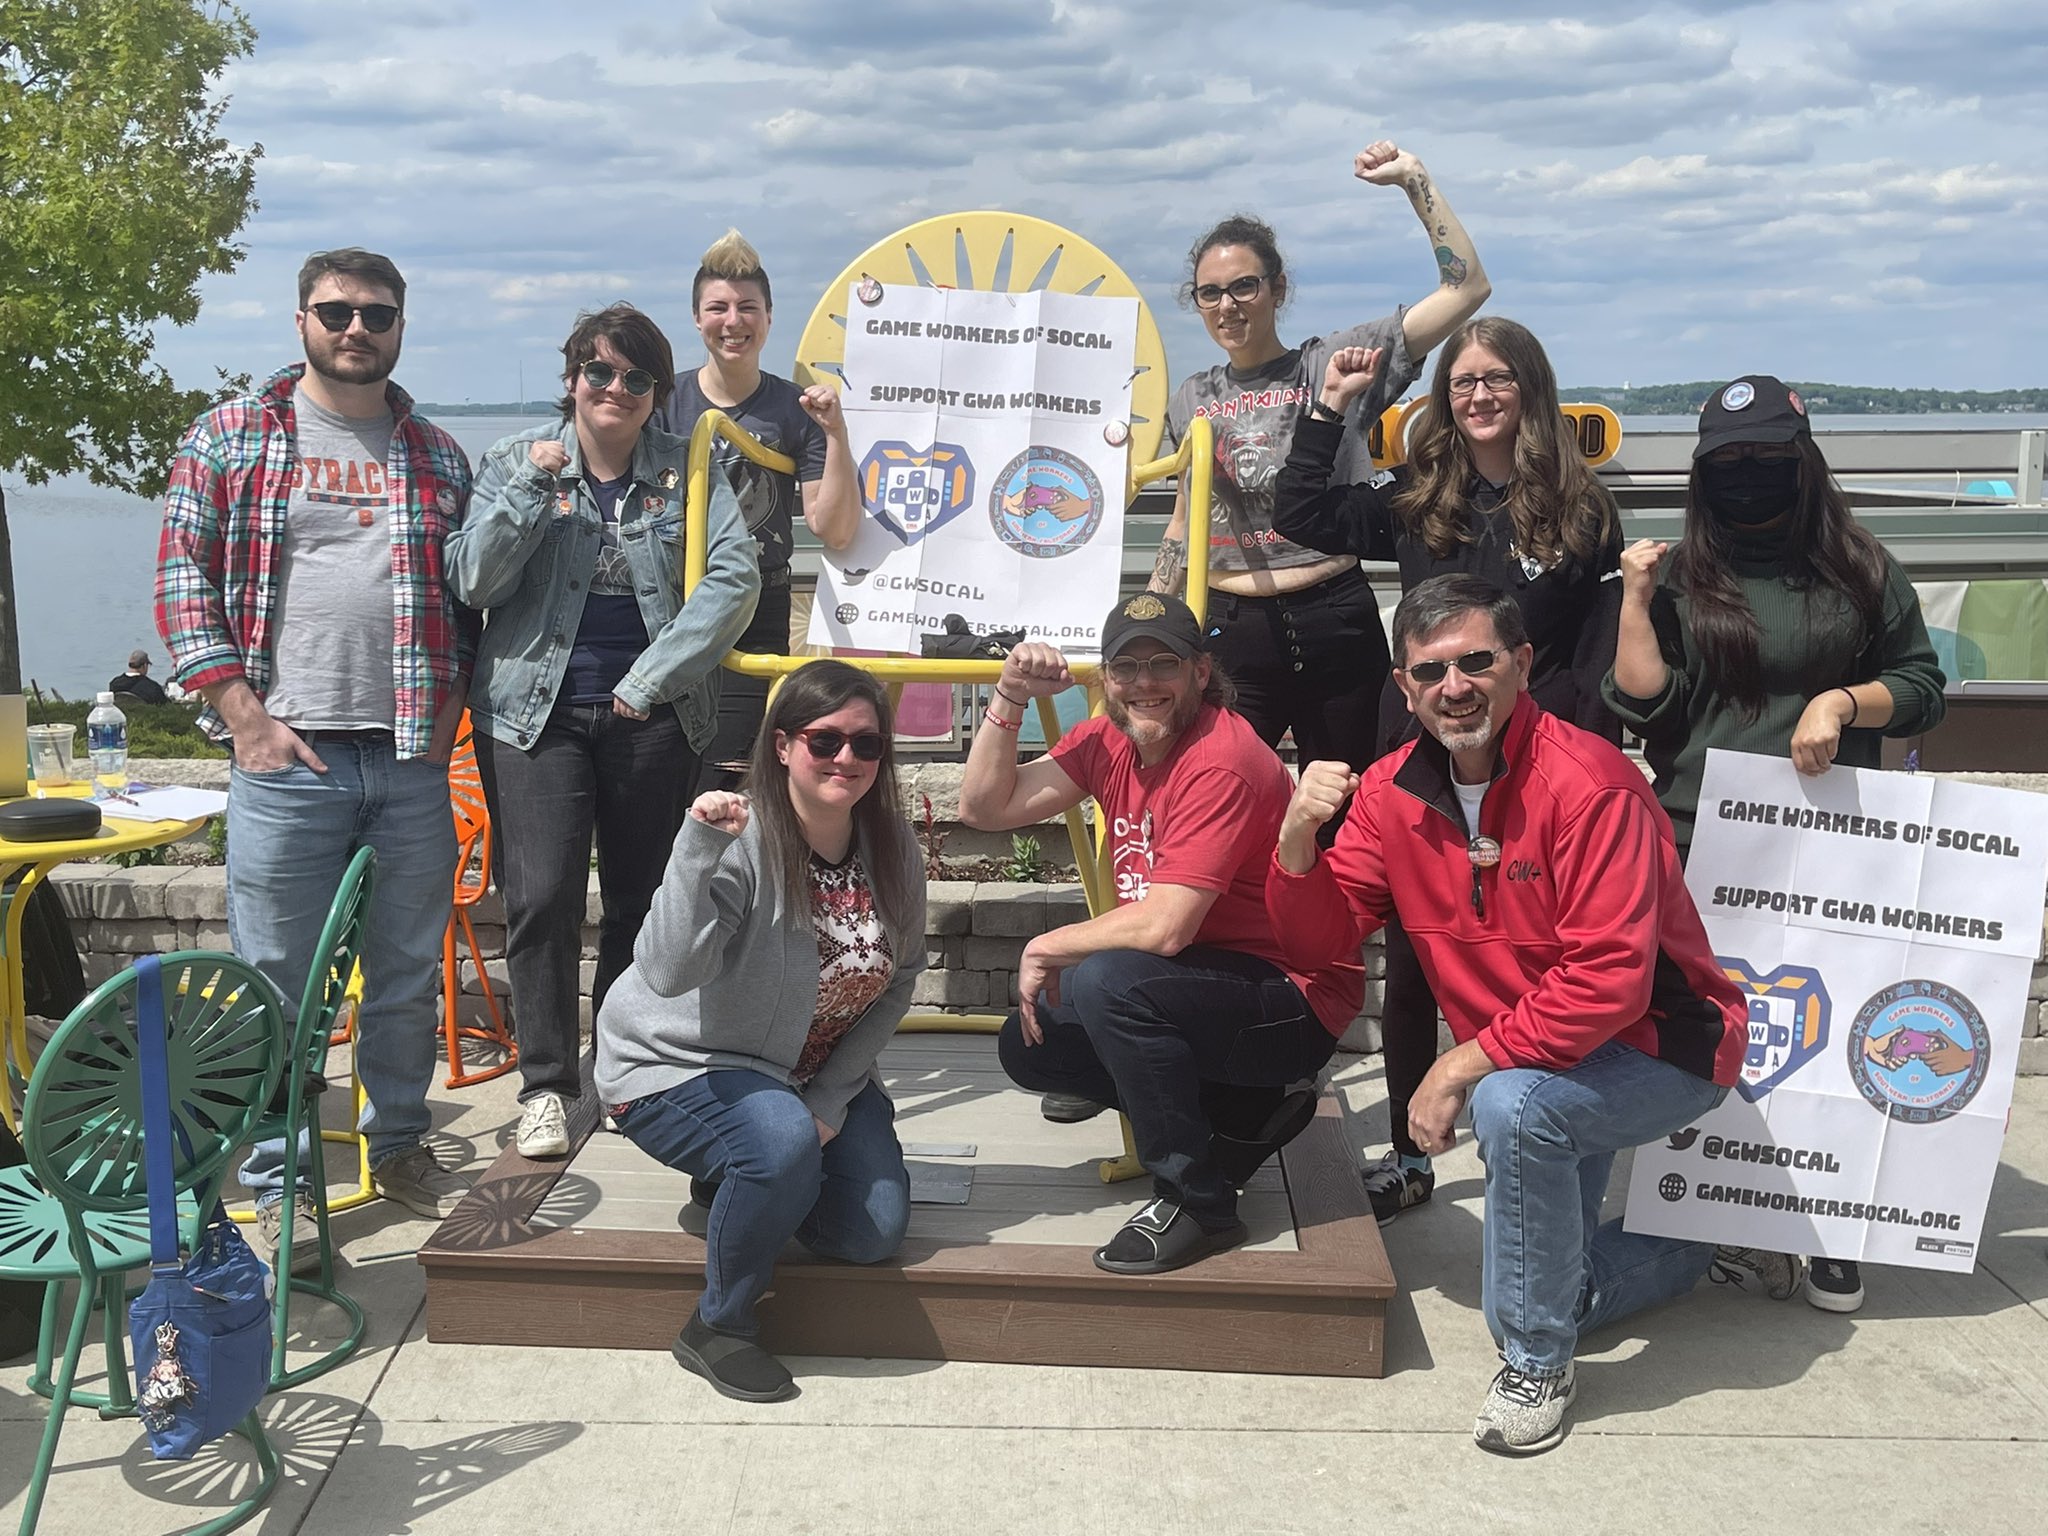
[307,302,401,334]
[1192,275,1266,310]
[1397,648,1504,686]
[579,359,658,397]
[1104,654,1187,685]
[794,728,887,762]
[1448,369,1518,398]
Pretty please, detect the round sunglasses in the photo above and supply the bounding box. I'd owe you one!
[579,359,658,397]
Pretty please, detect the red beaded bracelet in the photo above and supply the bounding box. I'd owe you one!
[982,708,1021,731]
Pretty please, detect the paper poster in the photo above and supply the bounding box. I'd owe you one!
[1623,750,2048,1271]
[805,285,1137,656]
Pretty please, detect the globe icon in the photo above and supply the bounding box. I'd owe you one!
[1658,1172,1688,1204]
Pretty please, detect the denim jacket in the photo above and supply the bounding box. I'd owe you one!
[447,419,760,751]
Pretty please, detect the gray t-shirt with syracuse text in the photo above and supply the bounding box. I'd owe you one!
[1160,312,1417,576]
[264,393,399,730]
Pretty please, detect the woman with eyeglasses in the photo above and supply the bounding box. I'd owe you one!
[1270,315,1624,1226]
[1604,375,1946,1316]
[597,660,925,1402]
[654,230,864,793]
[450,303,761,1162]
[1150,141,1490,779]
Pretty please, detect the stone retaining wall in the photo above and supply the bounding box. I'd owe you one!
[42,863,2048,1072]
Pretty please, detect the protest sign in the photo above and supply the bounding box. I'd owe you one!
[1623,749,2048,1271]
[806,284,1137,655]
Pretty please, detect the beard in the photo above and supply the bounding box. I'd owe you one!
[1105,685,1203,751]
[1431,703,1497,758]
[304,327,398,388]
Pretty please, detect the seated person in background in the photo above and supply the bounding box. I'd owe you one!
[108,649,168,706]
[1267,573,1801,1457]
[596,660,926,1404]
[960,593,1361,1277]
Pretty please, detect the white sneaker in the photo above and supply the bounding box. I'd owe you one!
[515,1092,571,1159]
[1473,1361,1576,1455]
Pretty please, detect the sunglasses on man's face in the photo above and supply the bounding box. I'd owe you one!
[307,302,401,334]
[1398,648,1505,686]
[794,728,887,762]
[579,359,657,397]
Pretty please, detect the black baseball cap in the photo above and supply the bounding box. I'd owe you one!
[1100,591,1203,660]
[1694,375,1812,459]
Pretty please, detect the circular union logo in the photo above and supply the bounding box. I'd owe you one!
[988,446,1104,560]
[1845,979,1991,1124]
[1721,381,1756,411]
[834,602,859,625]
[1657,1171,1688,1204]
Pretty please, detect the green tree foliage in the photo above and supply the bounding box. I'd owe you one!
[0,0,261,687]
[1563,381,2048,415]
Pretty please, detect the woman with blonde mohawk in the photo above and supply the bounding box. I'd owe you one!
[657,230,864,790]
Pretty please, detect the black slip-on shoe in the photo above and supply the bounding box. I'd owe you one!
[1040,1092,1109,1123]
[670,1312,797,1403]
[1093,1197,1249,1275]
[1210,1088,1318,1188]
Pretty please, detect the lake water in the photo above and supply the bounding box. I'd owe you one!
[8,410,2045,700]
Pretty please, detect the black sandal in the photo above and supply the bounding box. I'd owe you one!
[1094,1198,1249,1275]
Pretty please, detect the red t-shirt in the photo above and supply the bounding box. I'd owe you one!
[1049,704,1361,1036]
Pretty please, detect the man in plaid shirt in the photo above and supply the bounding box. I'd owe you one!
[156,248,479,1259]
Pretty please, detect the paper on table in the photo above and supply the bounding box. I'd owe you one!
[100,785,229,822]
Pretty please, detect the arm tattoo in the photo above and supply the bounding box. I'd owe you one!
[1150,533,1188,595]
[1407,173,1437,216]
[1435,245,1469,288]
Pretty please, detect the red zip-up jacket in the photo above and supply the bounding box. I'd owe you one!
[1267,695,1744,1085]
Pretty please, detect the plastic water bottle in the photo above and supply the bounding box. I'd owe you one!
[86,691,129,793]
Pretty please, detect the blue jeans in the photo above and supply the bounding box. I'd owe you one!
[617,1073,908,1336]
[229,736,456,1195]
[997,946,1336,1227]
[1468,1040,1727,1376]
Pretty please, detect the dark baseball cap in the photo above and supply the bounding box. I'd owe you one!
[1694,375,1812,459]
[1100,591,1204,660]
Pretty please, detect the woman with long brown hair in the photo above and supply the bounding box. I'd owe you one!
[1272,315,1623,1225]
[1605,375,1946,1314]
[595,659,925,1402]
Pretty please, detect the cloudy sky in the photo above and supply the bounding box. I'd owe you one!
[155,0,2043,406]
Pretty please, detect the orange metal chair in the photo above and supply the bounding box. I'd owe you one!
[441,713,517,1087]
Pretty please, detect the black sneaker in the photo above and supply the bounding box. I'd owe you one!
[1806,1257,1865,1313]
[1040,1092,1108,1123]
[670,1310,797,1403]
[1361,1152,1434,1225]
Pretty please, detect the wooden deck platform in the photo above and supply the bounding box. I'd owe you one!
[418,1035,1397,1377]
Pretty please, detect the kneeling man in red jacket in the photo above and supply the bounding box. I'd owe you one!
[1267,573,1802,1456]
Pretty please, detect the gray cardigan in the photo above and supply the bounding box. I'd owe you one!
[593,813,928,1130]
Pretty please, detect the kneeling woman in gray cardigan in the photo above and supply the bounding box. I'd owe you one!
[595,660,926,1402]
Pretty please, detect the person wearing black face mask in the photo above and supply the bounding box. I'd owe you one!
[1601,373,1947,1318]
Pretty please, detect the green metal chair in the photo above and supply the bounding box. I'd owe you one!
[244,844,376,1389]
[0,951,286,1536]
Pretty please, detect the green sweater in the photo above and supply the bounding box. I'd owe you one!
[1602,552,1947,853]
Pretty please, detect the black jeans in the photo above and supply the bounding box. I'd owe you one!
[997,946,1336,1228]
[691,579,789,797]
[1378,917,1438,1161]
[474,701,695,1101]
[1204,564,1389,773]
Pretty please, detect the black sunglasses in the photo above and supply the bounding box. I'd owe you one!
[1398,648,1504,686]
[795,727,887,762]
[579,359,657,397]
[307,301,401,334]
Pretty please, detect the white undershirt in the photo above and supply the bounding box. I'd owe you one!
[1454,778,1489,838]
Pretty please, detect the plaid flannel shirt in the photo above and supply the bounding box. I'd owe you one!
[154,365,479,759]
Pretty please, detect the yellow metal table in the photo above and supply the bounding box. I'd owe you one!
[0,785,207,1128]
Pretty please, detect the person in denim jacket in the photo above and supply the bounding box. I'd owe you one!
[448,303,760,1159]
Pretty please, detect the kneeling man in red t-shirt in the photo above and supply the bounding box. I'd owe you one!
[961,593,1362,1276]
